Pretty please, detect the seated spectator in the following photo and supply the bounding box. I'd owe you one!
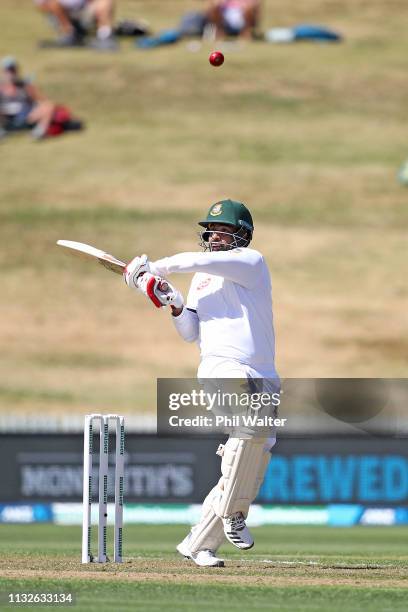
[0,57,83,141]
[206,0,260,40]
[34,0,117,50]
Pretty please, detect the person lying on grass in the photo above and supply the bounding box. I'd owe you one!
[0,56,83,141]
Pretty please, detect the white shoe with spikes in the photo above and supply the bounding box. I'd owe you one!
[223,512,254,550]
[177,534,225,567]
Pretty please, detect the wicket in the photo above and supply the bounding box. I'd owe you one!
[81,414,125,564]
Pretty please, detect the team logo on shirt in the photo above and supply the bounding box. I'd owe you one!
[210,203,223,216]
[197,278,211,290]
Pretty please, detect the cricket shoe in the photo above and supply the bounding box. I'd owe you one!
[222,512,254,550]
[177,534,224,567]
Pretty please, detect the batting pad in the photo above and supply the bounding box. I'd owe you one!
[188,484,226,554]
[214,437,272,518]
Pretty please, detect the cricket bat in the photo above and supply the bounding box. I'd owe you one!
[57,240,126,275]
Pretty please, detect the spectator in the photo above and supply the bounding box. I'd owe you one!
[205,0,261,40]
[0,57,82,141]
[34,0,117,50]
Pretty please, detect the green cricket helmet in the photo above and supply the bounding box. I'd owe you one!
[198,199,254,251]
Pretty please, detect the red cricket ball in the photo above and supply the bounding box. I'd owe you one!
[209,51,224,67]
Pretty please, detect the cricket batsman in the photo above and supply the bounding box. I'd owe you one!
[124,199,279,567]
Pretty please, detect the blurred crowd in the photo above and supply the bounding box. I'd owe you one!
[1,1,262,142]
[1,1,342,142]
[32,0,262,50]
[0,56,83,141]
[30,0,341,50]
[34,0,118,49]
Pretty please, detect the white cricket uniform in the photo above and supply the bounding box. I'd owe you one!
[150,247,278,381]
[151,247,278,555]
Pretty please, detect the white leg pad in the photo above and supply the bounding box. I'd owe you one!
[188,484,226,555]
[213,436,272,519]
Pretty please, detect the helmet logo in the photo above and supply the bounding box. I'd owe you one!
[210,203,223,216]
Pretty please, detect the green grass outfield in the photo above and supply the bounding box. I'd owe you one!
[1,1,408,421]
[0,524,407,611]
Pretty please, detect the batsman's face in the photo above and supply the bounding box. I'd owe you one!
[207,223,237,251]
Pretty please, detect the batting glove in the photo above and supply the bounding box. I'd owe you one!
[137,273,184,309]
[124,254,151,290]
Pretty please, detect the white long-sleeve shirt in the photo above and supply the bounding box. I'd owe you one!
[150,248,277,374]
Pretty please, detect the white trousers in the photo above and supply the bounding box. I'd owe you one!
[187,357,278,554]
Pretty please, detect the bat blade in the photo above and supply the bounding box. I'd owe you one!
[57,240,126,275]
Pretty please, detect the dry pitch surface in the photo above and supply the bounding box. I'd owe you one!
[0,525,407,611]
